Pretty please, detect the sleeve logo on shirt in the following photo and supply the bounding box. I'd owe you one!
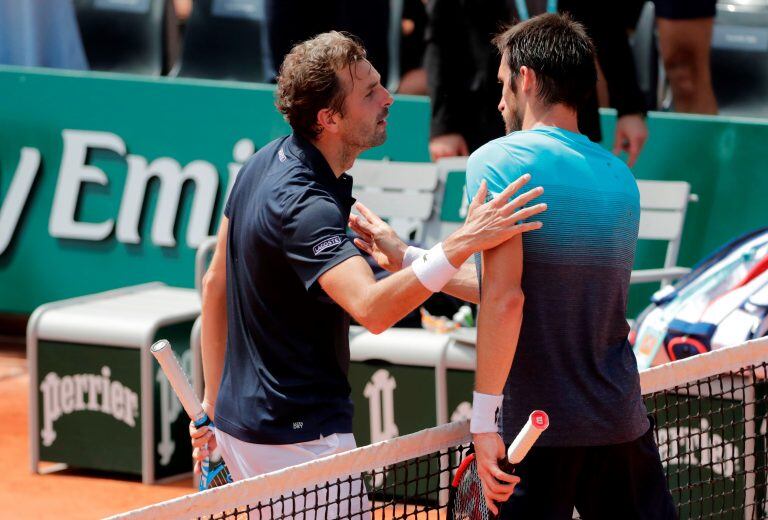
[313,236,342,255]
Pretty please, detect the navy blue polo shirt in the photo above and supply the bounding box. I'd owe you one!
[215,133,361,445]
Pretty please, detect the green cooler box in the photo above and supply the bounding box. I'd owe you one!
[28,283,200,483]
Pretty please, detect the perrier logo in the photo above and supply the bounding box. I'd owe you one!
[40,366,139,447]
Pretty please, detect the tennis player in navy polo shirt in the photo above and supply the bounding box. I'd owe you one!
[189,31,545,510]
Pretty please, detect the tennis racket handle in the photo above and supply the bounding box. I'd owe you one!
[151,339,206,423]
[506,410,549,465]
[193,415,223,463]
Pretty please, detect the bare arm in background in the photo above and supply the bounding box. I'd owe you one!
[564,0,648,166]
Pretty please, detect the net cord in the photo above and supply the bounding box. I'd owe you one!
[639,337,768,395]
[106,419,471,520]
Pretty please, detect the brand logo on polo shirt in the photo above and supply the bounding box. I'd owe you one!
[313,236,342,255]
[278,148,287,162]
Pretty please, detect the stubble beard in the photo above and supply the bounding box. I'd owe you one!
[340,124,386,167]
[346,119,387,150]
[505,107,523,134]
[370,126,387,147]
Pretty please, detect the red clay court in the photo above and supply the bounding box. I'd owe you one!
[0,341,192,519]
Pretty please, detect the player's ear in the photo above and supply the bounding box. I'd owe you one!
[317,108,340,135]
[519,66,536,95]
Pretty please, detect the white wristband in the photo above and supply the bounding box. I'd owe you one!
[411,242,459,292]
[402,246,426,269]
[470,391,503,434]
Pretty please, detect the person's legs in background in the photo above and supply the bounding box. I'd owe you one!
[655,0,718,114]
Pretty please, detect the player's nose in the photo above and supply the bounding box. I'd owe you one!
[383,88,394,108]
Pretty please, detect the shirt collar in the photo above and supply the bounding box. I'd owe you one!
[288,132,342,186]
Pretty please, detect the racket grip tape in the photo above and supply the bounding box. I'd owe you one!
[497,456,517,476]
[491,411,550,519]
[150,339,206,423]
[506,410,549,464]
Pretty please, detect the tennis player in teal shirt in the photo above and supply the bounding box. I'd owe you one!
[465,13,677,519]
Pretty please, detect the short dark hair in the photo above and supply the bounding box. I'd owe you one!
[493,13,596,110]
[276,31,367,138]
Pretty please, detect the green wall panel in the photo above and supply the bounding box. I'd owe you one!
[1,66,766,319]
[0,67,429,314]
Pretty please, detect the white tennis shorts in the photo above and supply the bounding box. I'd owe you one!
[215,429,371,519]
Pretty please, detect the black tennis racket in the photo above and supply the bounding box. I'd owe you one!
[449,410,549,520]
[151,339,233,490]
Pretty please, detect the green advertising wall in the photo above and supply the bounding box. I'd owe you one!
[0,67,429,314]
[602,111,768,315]
[1,66,766,316]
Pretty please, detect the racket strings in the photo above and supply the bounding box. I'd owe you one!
[204,458,234,489]
[451,459,492,520]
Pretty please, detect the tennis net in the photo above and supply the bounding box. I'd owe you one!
[110,337,768,520]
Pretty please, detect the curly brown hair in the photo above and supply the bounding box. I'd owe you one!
[275,32,367,139]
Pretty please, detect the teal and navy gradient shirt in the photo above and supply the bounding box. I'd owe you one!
[467,126,649,446]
